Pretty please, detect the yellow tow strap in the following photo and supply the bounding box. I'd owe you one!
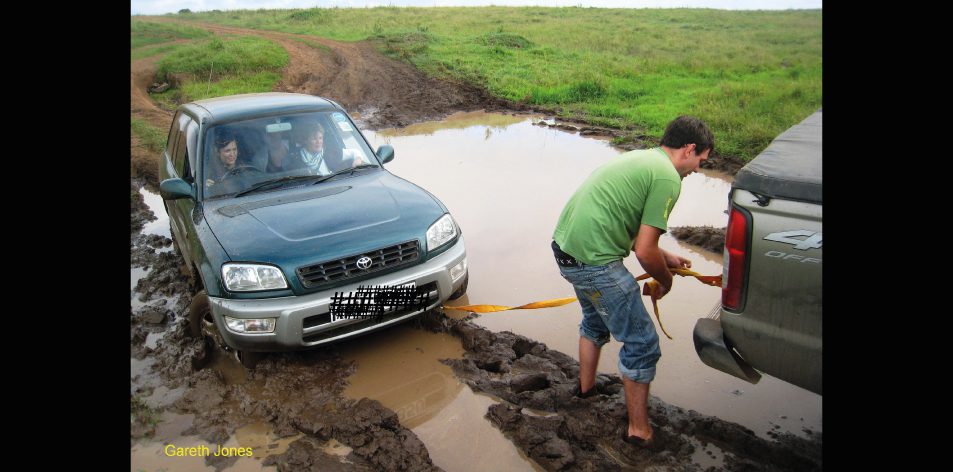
[636,268,721,339]
[444,297,579,313]
[443,268,722,340]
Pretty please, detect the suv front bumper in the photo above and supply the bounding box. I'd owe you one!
[208,236,467,352]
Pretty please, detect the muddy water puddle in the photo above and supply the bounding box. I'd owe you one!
[365,110,821,440]
[338,324,542,471]
[138,187,171,239]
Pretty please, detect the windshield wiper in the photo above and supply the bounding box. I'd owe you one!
[310,164,380,185]
[234,174,323,197]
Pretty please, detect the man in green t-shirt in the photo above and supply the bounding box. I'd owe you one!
[552,116,714,448]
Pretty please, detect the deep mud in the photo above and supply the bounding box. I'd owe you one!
[670,226,727,254]
[131,19,803,472]
[415,312,822,471]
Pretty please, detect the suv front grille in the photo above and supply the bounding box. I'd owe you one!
[296,240,420,289]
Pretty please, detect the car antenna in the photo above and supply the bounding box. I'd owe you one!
[206,60,214,98]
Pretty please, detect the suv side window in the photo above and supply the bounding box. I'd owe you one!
[183,119,199,184]
[172,113,196,183]
[166,111,181,158]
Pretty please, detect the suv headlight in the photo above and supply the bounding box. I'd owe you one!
[427,214,457,251]
[222,263,288,291]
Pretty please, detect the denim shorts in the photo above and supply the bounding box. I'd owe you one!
[557,259,661,383]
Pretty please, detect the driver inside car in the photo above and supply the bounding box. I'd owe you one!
[205,128,244,188]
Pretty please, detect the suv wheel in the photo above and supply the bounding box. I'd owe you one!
[188,290,262,370]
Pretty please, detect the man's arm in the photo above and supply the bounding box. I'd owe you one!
[661,248,691,270]
[634,224,674,297]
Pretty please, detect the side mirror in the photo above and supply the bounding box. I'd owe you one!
[376,145,395,164]
[159,178,194,201]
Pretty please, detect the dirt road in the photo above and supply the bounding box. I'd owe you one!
[131,19,814,471]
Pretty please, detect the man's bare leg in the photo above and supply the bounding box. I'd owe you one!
[579,337,601,394]
[622,378,653,440]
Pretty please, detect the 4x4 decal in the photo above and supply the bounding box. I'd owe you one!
[763,230,822,250]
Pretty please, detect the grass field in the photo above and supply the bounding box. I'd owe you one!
[131,19,211,49]
[136,7,821,160]
[147,35,288,107]
[131,118,167,153]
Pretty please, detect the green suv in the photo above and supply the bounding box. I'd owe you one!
[159,93,469,367]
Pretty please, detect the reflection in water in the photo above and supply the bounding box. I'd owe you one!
[362,111,821,440]
[207,347,250,385]
[376,110,524,137]
[339,325,539,471]
[340,325,465,428]
[140,187,171,239]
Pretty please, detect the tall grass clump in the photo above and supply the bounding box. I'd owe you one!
[131,118,167,153]
[153,35,287,104]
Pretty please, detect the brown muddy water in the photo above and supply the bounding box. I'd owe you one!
[131,111,820,471]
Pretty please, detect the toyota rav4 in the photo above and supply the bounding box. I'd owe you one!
[158,92,469,367]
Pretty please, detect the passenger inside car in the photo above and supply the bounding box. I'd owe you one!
[253,126,294,173]
[292,120,339,175]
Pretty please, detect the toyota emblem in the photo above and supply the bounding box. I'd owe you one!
[356,256,373,270]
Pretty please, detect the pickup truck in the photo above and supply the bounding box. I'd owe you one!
[693,109,822,395]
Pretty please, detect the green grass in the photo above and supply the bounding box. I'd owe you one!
[131,18,211,49]
[131,42,184,61]
[131,118,167,153]
[148,6,821,160]
[152,35,288,104]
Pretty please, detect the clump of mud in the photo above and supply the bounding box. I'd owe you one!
[415,311,821,471]
[670,226,726,254]
[699,153,745,175]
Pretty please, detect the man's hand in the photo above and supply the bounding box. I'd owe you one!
[662,250,692,270]
[634,224,674,295]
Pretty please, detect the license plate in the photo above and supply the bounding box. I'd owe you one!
[329,282,419,321]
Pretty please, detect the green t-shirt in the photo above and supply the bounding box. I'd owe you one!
[553,147,681,266]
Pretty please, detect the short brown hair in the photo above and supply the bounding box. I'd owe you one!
[660,116,714,155]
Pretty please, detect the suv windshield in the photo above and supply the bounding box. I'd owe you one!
[202,111,378,199]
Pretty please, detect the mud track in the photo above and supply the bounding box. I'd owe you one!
[131,19,805,471]
[670,226,727,255]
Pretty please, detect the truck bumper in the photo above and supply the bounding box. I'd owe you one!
[207,236,467,352]
[693,316,762,385]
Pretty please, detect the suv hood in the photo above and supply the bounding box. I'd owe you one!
[203,171,446,267]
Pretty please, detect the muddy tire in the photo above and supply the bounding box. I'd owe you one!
[448,272,468,301]
[188,290,213,339]
[189,290,264,370]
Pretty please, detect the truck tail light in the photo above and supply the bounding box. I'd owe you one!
[722,205,750,311]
